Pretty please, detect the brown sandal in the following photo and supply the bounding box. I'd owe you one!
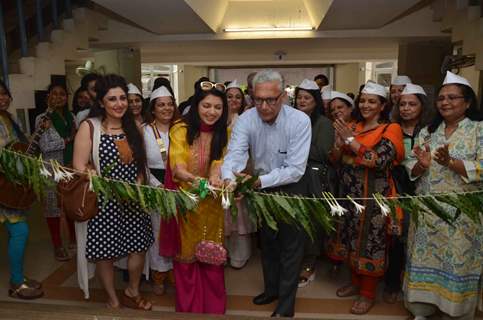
[121,291,152,311]
[350,296,374,315]
[9,282,44,300]
[336,284,360,297]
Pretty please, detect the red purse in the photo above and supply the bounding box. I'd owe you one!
[195,225,226,266]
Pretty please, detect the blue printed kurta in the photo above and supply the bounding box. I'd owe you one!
[404,118,482,317]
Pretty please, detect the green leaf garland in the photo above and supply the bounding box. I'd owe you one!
[0,148,482,236]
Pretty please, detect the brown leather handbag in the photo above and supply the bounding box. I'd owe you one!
[0,142,37,210]
[57,120,98,222]
[57,172,98,222]
[0,175,36,210]
[0,109,55,210]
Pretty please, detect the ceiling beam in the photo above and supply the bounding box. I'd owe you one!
[303,0,333,29]
[184,0,229,32]
[383,0,435,26]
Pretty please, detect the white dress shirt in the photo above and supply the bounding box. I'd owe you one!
[221,105,311,189]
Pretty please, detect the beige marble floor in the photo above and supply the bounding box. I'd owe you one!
[0,207,480,319]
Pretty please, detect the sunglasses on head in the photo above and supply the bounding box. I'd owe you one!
[200,81,226,92]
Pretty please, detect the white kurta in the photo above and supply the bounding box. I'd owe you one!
[143,124,173,272]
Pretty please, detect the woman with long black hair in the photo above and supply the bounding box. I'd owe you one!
[73,74,153,310]
[168,82,228,314]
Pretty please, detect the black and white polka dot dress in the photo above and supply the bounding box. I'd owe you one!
[86,133,154,261]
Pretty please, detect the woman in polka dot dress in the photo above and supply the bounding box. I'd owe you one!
[73,74,153,310]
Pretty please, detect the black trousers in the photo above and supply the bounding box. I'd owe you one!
[301,228,321,269]
[384,236,405,292]
[300,162,333,269]
[260,179,309,316]
[260,222,305,316]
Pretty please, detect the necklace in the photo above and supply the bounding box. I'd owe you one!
[101,122,122,131]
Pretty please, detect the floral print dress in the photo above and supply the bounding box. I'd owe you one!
[404,118,482,317]
[339,137,398,276]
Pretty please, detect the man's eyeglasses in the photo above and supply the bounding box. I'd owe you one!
[253,92,283,106]
[436,95,465,103]
[200,81,226,92]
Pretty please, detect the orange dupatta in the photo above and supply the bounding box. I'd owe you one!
[351,122,405,166]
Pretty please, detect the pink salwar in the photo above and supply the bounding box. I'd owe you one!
[173,260,226,314]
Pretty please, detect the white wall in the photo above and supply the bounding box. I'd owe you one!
[213,67,333,87]
[177,65,209,102]
[334,63,361,95]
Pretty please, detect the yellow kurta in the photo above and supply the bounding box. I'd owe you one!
[169,122,225,262]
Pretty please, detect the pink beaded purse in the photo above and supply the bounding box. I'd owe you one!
[195,225,226,266]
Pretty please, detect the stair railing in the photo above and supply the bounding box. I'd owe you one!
[0,0,85,88]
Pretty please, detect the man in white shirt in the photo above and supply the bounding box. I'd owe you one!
[222,70,311,317]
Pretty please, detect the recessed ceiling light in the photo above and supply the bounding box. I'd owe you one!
[224,26,314,32]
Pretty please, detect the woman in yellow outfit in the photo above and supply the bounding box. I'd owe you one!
[168,81,229,314]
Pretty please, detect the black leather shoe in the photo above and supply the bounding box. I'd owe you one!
[253,293,278,305]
